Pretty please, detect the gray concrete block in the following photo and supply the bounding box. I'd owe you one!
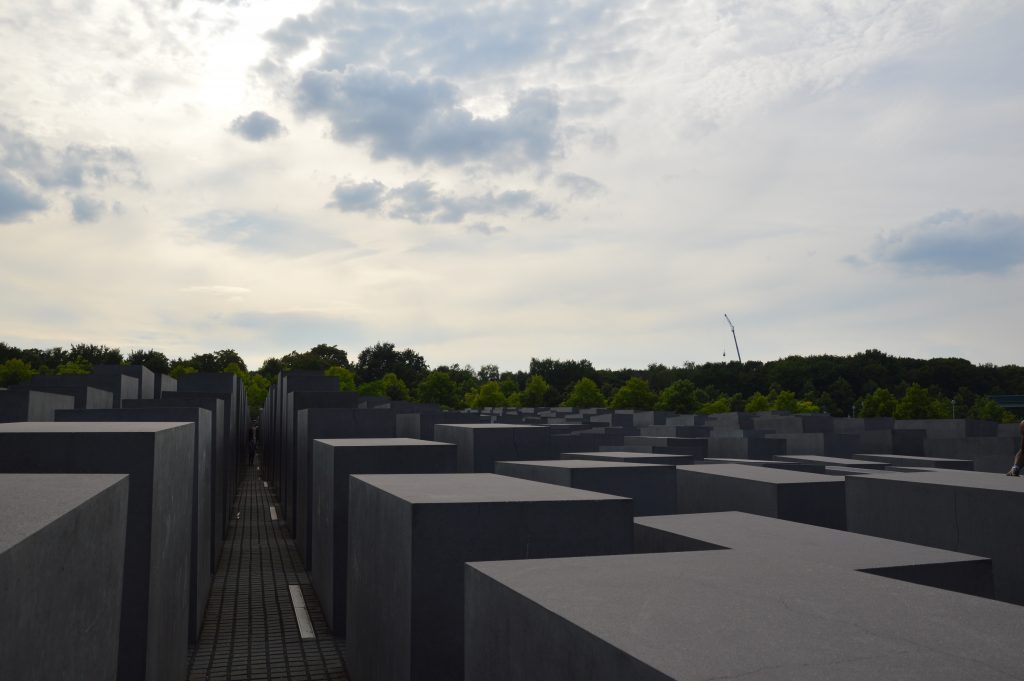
[294,407,397,568]
[94,365,156,400]
[634,511,993,597]
[846,470,1024,604]
[394,412,484,439]
[562,451,694,466]
[677,464,847,529]
[701,458,826,473]
[853,428,926,455]
[6,385,112,410]
[310,438,457,633]
[706,436,787,459]
[851,453,973,470]
[753,413,835,433]
[346,473,633,681]
[895,419,998,438]
[55,407,212,643]
[0,390,74,422]
[623,436,708,456]
[764,432,858,457]
[922,436,1019,473]
[29,373,139,407]
[0,474,129,681]
[0,423,194,681]
[464,549,1022,681]
[775,454,890,470]
[434,423,553,473]
[125,396,226,567]
[496,459,676,515]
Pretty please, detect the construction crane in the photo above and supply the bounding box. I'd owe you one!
[723,314,742,363]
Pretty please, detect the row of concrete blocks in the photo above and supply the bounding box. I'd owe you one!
[0,370,251,681]
[295,433,1024,681]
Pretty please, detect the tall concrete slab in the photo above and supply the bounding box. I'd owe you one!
[0,473,129,681]
[0,390,74,422]
[55,407,212,643]
[346,473,633,681]
[310,438,457,633]
[0,422,194,681]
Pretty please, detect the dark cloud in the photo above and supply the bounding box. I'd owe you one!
[228,111,286,141]
[465,222,508,236]
[556,172,605,199]
[295,66,559,168]
[871,210,1024,275]
[0,169,47,223]
[0,125,144,190]
[328,179,554,224]
[71,196,105,223]
[328,181,387,213]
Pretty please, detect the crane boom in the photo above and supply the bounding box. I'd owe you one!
[723,314,742,363]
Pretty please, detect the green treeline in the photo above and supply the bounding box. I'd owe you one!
[1,342,1021,422]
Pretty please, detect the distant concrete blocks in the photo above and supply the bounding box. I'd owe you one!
[677,463,847,529]
[0,390,74,422]
[496,459,676,515]
[0,474,129,681]
[346,473,632,681]
[434,423,553,472]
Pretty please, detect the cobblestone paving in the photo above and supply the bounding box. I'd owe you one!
[188,460,349,680]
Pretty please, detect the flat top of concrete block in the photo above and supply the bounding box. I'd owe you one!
[0,422,192,434]
[856,469,1024,492]
[852,453,972,464]
[352,473,629,504]
[578,451,687,461]
[467,550,1021,680]
[435,423,546,430]
[679,463,841,484]
[779,455,887,467]
[0,473,128,552]
[316,437,452,448]
[635,511,987,568]
[497,459,665,470]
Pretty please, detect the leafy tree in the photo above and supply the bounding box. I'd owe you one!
[325,366,357,392]
[0,358,36,387]
[258,356,284,379]
[824,377,856,417]
[773,390,799,412]
[56,357,92,375]
[968,396,1018,423]
[477,364,500,383]
[519,375,556,407]
[188,349,246,373]
[416,370,461,408]
[126,349,171,375]
[697,396,734,414]
[69,343,123,365]
[356,342,429,388]
[561,378,607,408]
[895,383,947,419]
[529,357,599,398]
[656,379,703,413]
[471,381,507,408]
[744,392,772,412]
[858,388,896,417]
[169,364,198,379]
[359,372,411,401]
[223,362,270,413]
[280,344,349,372]
[610,377,657,410]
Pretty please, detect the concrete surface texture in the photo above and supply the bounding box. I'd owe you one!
[434,423,553,473]
[0,473,129,681]
[0,422,195,681]
[464,550,1024,681]
[345,473,633,681]
[310,437,457,632]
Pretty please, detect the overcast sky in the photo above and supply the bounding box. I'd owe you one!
[2,0,1022,371]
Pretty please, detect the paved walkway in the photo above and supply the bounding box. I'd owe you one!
[188,460,349,680]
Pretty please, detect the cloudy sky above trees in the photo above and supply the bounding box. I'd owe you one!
[2,0,1022,370]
